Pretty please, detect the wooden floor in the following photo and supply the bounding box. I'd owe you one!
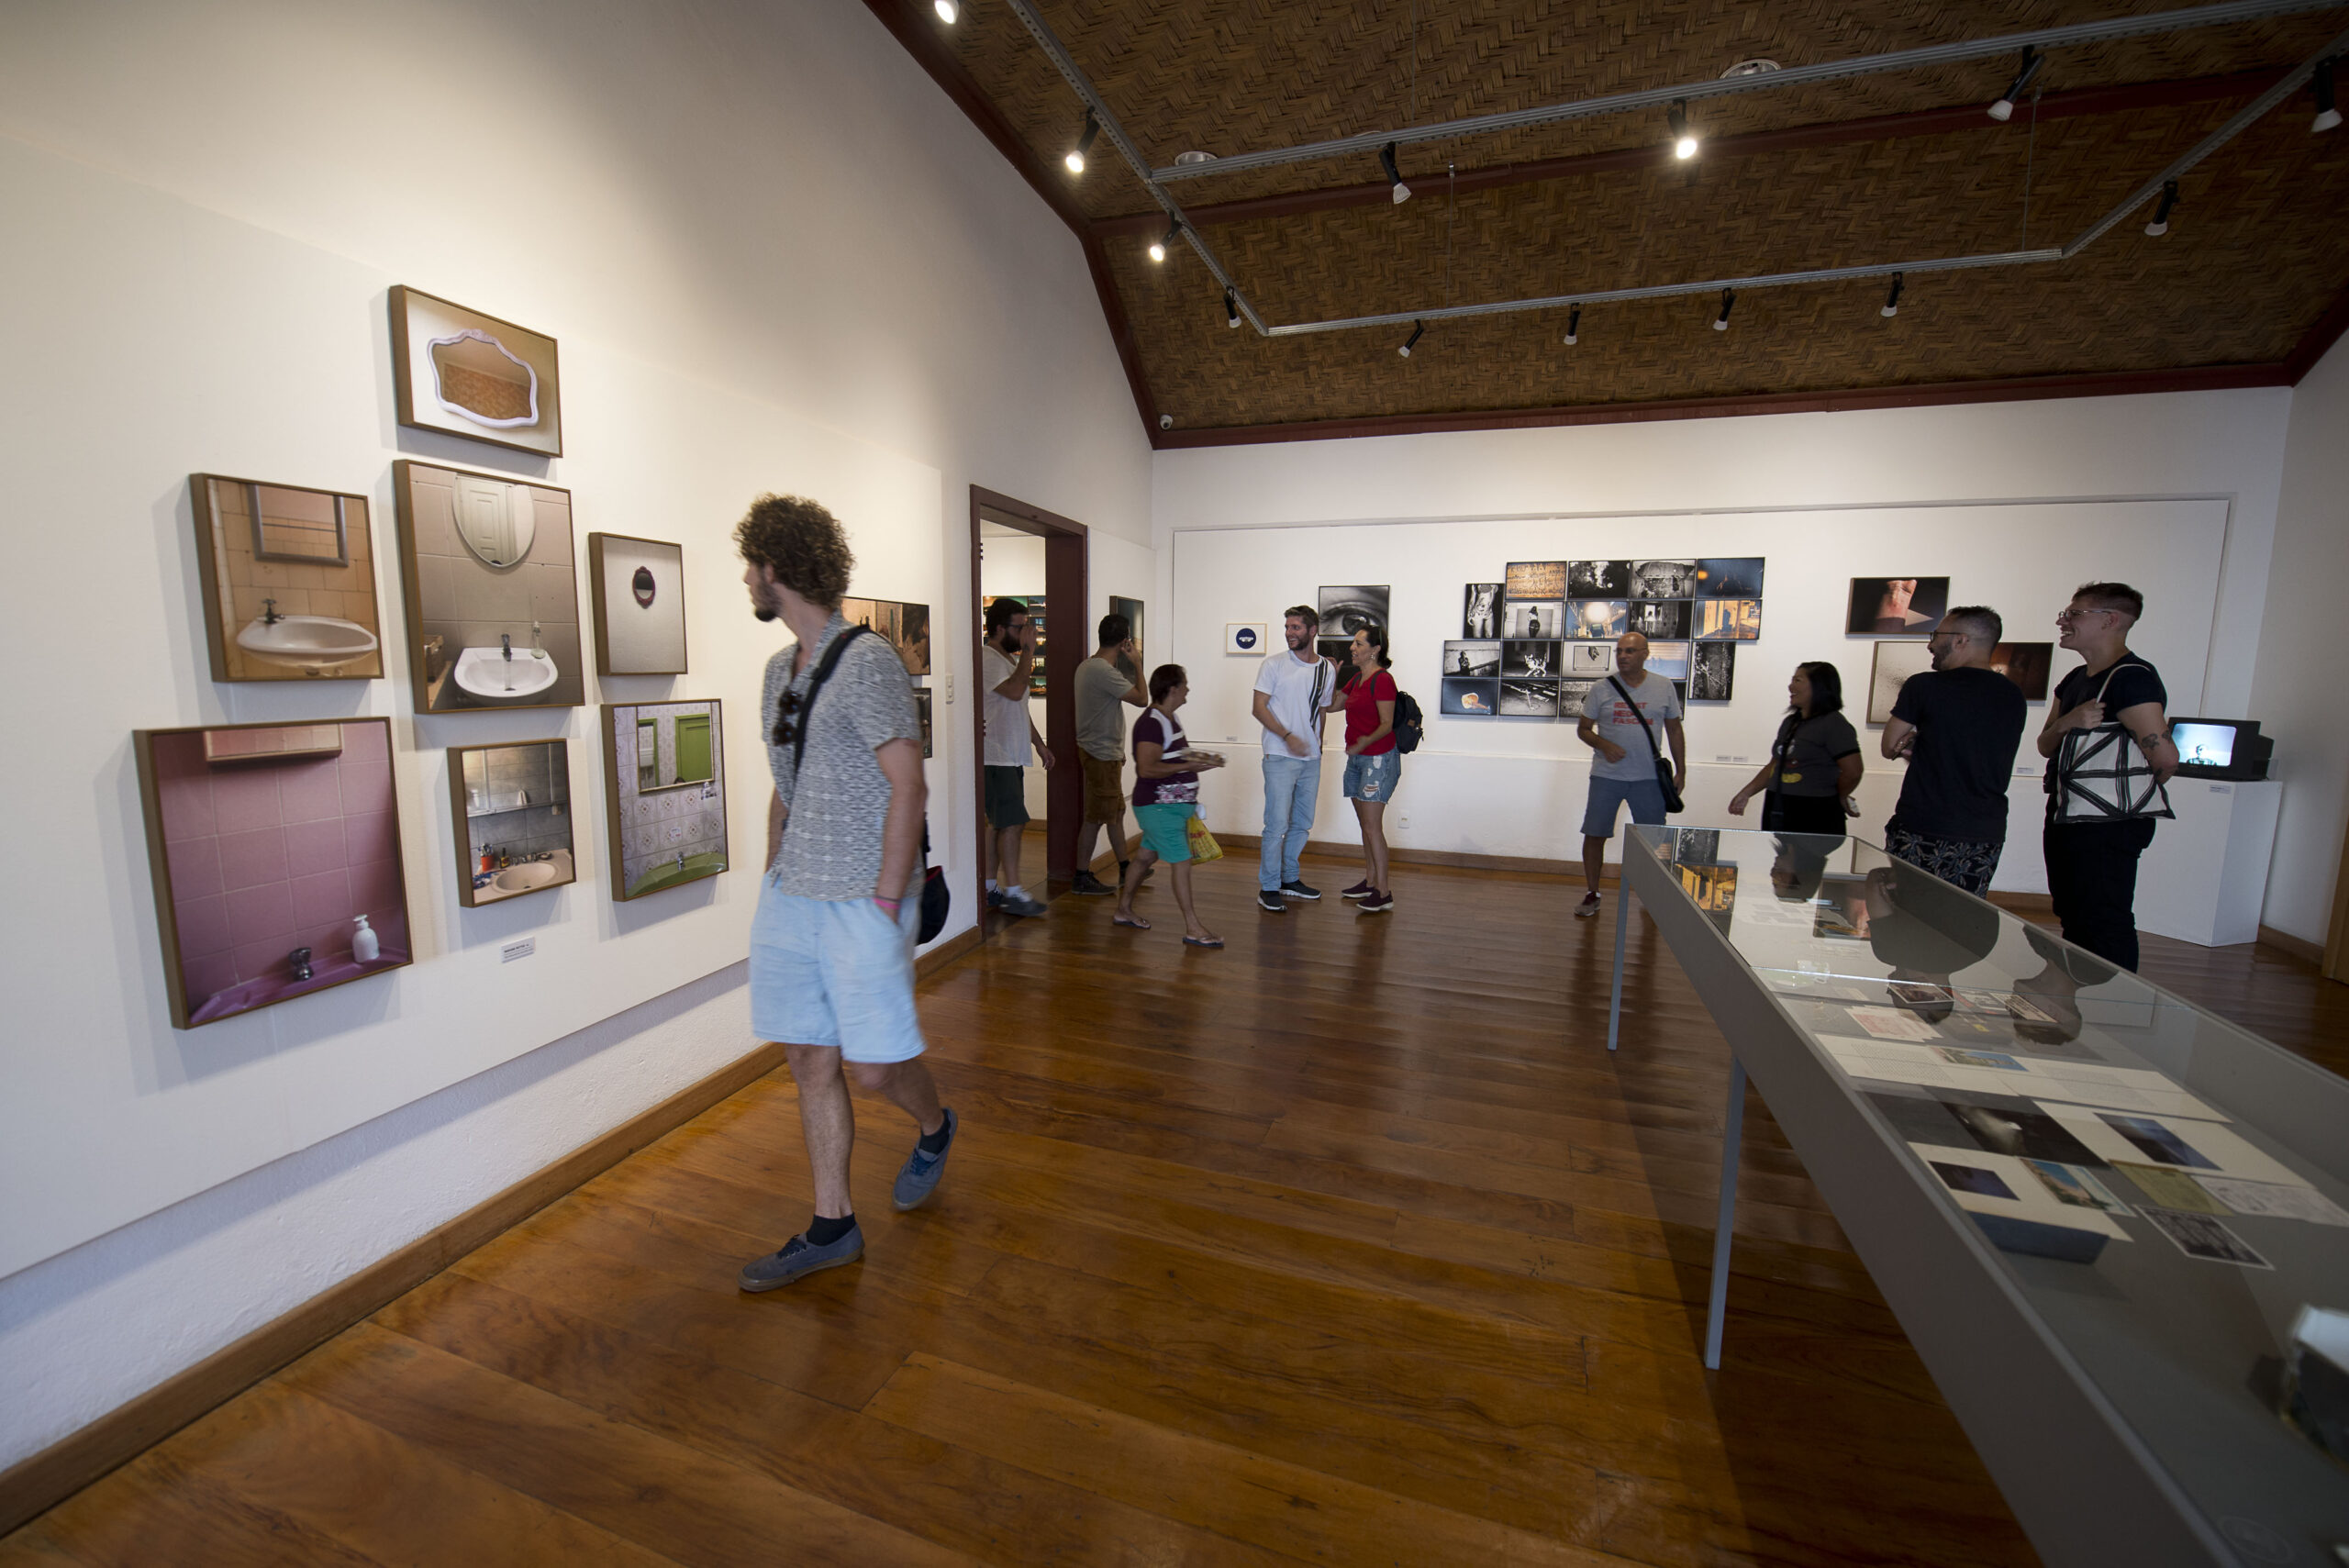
[9,856,2343,1566]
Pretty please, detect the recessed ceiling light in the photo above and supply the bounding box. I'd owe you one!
[1720,59,1781,78]
[933,0,957,20]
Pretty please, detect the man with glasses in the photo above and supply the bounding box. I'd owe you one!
[2037,583,2179,971]
[1879,606,2027,895]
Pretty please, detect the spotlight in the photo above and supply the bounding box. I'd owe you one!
[1380,141,1412,204]
[1564,305,1581,346]
[1881,273,1903,317]
[1713,288,1735,331]
[933,0,957,19]
[1669,100,1698,160]
[2144,179,2179,236]
[1987,48,2043,121]
[2315,59,2341,133]
[1398,321,1425,358]
[1065,111,1098,174]
[1148,220,1180,263]
[1224,289,1241,328]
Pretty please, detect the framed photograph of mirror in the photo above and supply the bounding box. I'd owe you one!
[389,285,562,456]
[133,717,412,1029]
[588,533,686,676]
[188,474,385,683]
[393,461,585,713]
[448,740,577,907]
[601,699,729,900]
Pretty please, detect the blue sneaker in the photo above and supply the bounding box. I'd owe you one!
[893,1107,957,1211]
[738,1224,863,1292]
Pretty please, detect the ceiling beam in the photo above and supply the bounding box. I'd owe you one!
[1095,69,2288,239]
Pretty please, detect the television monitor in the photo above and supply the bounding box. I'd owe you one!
[2168,718,2271,781]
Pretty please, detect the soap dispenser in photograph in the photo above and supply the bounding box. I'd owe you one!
[351,913,380,964]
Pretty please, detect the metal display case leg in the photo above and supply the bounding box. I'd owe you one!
[1606,886,1633,1052]
[1704,1054,1748,1371]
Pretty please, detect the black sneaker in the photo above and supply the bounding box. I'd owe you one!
[1280,880,1321,901]
[1072,871,1115,895]
[1258,888,1286,913]
[1358,891,1395,913]
[738,1225,863,1291]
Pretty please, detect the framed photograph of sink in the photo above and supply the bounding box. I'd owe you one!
[189,474,385,683]
[601,699,729,901]
[393,460,585,713]
[133,717,413,1029]
[389,285,562,457]
[447,740,577,908]
[588,533,687,676]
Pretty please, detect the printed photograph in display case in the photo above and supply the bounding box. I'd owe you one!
[1506,561,1566,600]
[1992,641,2054,701]
[1570,600,1630,639]
[134,718,411,1029]
[1569,640,1614,675]
[1568,560,1632,596]
[1696,597,1764,641]
[389,285,562,457]
[1643,640,1692,680]
[1318,584,1389,638]
[1463,583,1502,638]
[1631,560,1697,597]
[394,461,585,712]
[1695,558,1765,596]
[1627,599,1690,639]
[1689,641,1736,701]
[1441,675,1498,716]
[1504,599,1564,639]
[1502,639,1561,677]
[1848,576,1950,636]
[1443,639,1501,677]
[189,474,385,682]
[1868,639,1937,725]
[1498,677,1561,717]
[603,699,729,900]
[449,740,575,907]
[588,533,686,676]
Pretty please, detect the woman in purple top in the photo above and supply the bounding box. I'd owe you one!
[1115,663,1226,946]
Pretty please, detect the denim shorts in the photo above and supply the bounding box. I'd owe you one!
[749,879,925,1063]
[1582,774,1667,838]
[1342,750,1400,802]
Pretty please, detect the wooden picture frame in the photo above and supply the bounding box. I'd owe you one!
[388,284,562,457]
[188,473,386,683]
[134,717,412,1029]
[587,533,688,677]
[601,700,729,901]
[392,460,585,713]
[447,740,578,907]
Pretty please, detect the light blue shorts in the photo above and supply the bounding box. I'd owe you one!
[749,880,926,1063]
[1134,801,1196,862]
[1582,774,1667,839]
[1342,750,1400,802]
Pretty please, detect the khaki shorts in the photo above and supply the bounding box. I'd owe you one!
[1081,752,1126,824]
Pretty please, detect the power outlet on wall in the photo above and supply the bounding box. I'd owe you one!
[945,674,954,703]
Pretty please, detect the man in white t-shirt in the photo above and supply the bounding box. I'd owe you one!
[981,596,1054,917]
[1573,630,1685,919]
[1250,606,1337,914]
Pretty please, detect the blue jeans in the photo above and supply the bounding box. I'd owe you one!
[1260,752,1321,890]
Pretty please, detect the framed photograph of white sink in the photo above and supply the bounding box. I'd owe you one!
[389,285,562,457]
[394,461,585,713]
[448,740,577,908]
[189,474,385,683]
[601,699,729,901]
[588,532,687,676]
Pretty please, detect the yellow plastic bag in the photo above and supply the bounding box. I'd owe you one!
[1186,813,1223,863]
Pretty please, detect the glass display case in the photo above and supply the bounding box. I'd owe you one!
[1610,825,2349,1568]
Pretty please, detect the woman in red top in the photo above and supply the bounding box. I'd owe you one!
[1335,626,1400,912]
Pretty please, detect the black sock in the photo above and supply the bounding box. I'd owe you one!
[918,1110,952,1154]
[807,1213,856,1246]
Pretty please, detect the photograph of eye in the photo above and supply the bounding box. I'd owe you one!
[1317,584,1389,637]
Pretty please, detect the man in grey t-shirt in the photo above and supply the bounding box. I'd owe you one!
[1071,611,1147,895]
[730,494,956,1295]
[1573,631,1685,919]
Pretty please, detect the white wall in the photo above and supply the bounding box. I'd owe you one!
[2250,336,2349,945]
[0,0,1152,1468]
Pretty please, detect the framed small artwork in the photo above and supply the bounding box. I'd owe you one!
[393,461,585,712]
[1696,597,1763,641]
[1626,599,1690,639]
[1569,640,1614,676]
[1643,640,1692,680]
[1504,599,1564,639]
[1442,639,1501,678]
[916,688,934,758]
[448,740,575,907]
[1502,639,1562,678]
[1441,675,1498,716]
[1506,562,1566,600]
[894,602,932,676]
[1848,577,1950,636]
[1319,584,1389,637]
[1630,560,1697,598]
[189,474,385,682]
[1689,642,1736,701]
[1695,558,1766,596]
[1567,560,1631,597]
[602,700,729,900]
[1498,677,1561,718]
[389,285,562,457]
[1569,600,1630,639]
[843,596,926,673]
[133,717,411,1029]
[588,534,686,676]
[1462,584,1502,638]
[1992,641,2054,701]
[1109,595,1143,664]
[1868,640,1937,725]
[1226,622,1268,654]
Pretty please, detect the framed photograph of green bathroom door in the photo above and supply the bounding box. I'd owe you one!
[392,461,585,714]
[600,699,730,901]
[188,474,387,683]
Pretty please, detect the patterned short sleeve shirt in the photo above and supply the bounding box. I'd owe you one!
[763,615,922,899]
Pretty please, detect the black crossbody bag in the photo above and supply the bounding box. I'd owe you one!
[1605,674,1684,815]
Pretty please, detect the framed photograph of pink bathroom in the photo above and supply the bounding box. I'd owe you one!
[134,717,412,1029]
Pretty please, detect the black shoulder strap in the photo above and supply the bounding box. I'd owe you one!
[1607,674,1666,761]
[791,626,872,780]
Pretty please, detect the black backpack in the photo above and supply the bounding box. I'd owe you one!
[1392,689,1425,754]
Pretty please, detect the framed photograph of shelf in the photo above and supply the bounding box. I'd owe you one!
[188,473,386,683]
[389,285,562,456]
[448,740,576,907]
[588,533,687,677]
[601,699,729,900]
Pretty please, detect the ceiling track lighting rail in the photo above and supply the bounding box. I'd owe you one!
[1148,0,2349,182]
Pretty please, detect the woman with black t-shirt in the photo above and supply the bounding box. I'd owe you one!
[1729,662,1863,835]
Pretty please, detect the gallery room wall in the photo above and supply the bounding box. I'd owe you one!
[0,0,1152,1468]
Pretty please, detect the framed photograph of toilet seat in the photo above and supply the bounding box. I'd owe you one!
[588,533,688,676]
[393,461,586,713]
[389,285,563,457]
[188,474,386,683]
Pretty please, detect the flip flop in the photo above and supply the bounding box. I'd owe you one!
[1183,935,1224,948]
[1113,914,1151,929]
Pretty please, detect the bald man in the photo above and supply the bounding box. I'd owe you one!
[1574,631,1686,918]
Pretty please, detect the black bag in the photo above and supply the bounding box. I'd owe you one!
[1391,688,1425,754]
[1606,674,1684,815]
[786,626,949,939]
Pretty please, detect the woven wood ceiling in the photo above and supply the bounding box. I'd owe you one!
[869,0,2349,443]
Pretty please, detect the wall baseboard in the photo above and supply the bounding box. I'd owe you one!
[916,925,984,977]
[0,1040,789,1537]
[1213,831,1589,880]
[2258,924,2325,965]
